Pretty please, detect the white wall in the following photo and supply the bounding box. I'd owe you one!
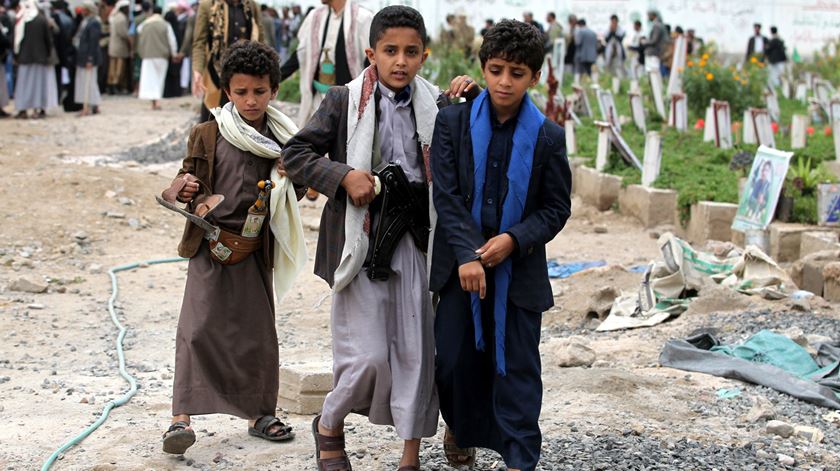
[278,0,840,56]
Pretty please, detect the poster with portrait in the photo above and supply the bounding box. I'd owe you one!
[732,146,794,232]
[817,183,840,226]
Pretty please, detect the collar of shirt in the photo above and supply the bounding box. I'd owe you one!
[489,101,520,129]
[377,81,412,106]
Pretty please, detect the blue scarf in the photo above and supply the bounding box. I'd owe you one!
[469,89,545,375]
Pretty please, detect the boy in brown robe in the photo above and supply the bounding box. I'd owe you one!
[162,40,305,455]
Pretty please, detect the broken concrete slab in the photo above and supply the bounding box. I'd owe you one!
[619,184,677,229]
[769,222,812,263]
[576,166,622,211]
[799,231,840,258]
[277,362,333,415]
[688,201,738,245]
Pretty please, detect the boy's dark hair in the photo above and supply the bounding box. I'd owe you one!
[152,5,162,14]
[610,14,618,21]
[369,5,427,48]
[479,19,544,73]
[547,12,556,21]
[220,40,281,90]
[770,26,778,34]
[577,18,586,26]
[634,20,642,27]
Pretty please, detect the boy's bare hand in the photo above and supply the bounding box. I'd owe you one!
[459,260,486,299]
[341,170,376,206]
[476,233,515,268]
[275,159,288,177]
[445,75,481,99]
[177,174,200,202]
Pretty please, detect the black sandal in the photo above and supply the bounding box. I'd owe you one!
[248,415,295,442]
[162,421,196,454]
[312,415,352,471]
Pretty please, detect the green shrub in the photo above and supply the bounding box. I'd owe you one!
[682,50,766,118]
[276,71,301,103]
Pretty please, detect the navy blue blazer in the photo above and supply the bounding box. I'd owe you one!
[429,101,572,313]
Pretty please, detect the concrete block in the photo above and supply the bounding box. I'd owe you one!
[800,231,840,258]
[277,362,333,414]
[576,166,621,211]
[769,222,812,263]
[822,262,840,302]
[824,161,840,181]
[802,259,833,296]
[568,157,589,195]
[619,184,677,228]
[731,229,745,247]
[687,201,739,245]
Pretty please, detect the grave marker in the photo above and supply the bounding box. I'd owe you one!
[703,105,715,142]
[629,91,646,133]
[751,108,776,148]
[765,90,780,123]
[835,120,840,161]
[641,131,662,187]
[595,121,611,171]
[597,89,620,131]
[612,76,620,94]
[552,38,566,88]
[791,114,808,149]
[743,110,757,144]
[780,76,791,99]
[795,82,809,103]
[668,93,688,131]
[712,100,732,149]
[565,120,577,155]
[609,123,643,171]
[572,85,592,117]
[649,69,666,118]
[830,99,840,123]
[818,183,840,226]
[667,35,687,96]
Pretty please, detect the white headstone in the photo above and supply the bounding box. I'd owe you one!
[713,100,733,149]
[703,105,715,142]
[612,76,620,94]
[629,79,640,94]
[766,92,780,123]
[743,110,757,144]
[597,89,620,131]
[834,120,840,161]
[791,114,808,149]
[629,92,646,133]
[642,131,662,188]
[565,120,577,156]
[669,93,688,131]
[649,70,666,118]
[752,109,776,148]
[539,53,552,85]
[667,35,687,96]
[595,123,611,171]
[572,85,592,117]
[831,99,840,123]
[795,82,808,103]
[552,38,566,88]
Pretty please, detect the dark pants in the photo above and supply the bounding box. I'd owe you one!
[435,271,543,471]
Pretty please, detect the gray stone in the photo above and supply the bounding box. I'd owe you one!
[793,425,824,443]
[766,420,794,438]
[88,264,103,274]
[743,396,776,423]
[550,338,596,368]
[777,453,795,466]
[9,277,48,293]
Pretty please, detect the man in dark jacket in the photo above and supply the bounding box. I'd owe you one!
[765,26,787,87]
[746,23,768,62]
[74,2,102,114]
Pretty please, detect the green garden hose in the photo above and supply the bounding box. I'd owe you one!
[41,257,187,470]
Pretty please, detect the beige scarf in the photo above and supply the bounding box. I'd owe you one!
[210,102,307,303]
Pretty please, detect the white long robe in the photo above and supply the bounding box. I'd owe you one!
[293,0,372,127]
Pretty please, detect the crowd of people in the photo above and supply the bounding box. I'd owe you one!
[0,0,311,118]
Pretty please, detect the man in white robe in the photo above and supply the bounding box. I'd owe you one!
[137,6,178,110]
[279,0,372,128]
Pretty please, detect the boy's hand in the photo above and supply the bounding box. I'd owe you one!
[275,159,288,177]
[458,260,486,299]
[341,170,376,206]
[476,233,515,268]
[177,174,200,202]
[445,75,481,99]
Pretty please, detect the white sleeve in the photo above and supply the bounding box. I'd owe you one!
[167,23,178,55]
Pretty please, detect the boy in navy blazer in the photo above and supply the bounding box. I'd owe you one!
[430,20,572,471]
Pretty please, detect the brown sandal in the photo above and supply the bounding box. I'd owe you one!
[312,415,352,471]
[443,427,475,467]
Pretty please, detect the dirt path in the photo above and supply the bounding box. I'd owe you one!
[0,97,837,470]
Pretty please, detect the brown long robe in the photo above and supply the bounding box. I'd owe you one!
[172,130,278,419]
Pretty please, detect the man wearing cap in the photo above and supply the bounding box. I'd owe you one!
[107,0,130,94]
